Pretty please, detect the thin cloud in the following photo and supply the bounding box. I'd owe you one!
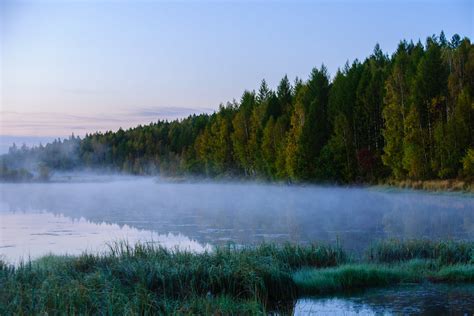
[133,106,213,118]
[61,88,110,95]
[0,106,215,137]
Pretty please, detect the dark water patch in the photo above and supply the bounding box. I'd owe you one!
[295,284,474,315]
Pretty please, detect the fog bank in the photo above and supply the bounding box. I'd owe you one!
[1,174,473,261]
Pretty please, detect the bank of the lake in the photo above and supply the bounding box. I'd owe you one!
[1,240,473,314]
[381,178,474,193]
[2,170,473,194]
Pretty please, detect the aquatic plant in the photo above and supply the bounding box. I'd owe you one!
[433,264,474,283]
[293,264,407,294]
[293,258,474,295]
[0,242,344,314]
[0,240,472,314]
[366,239,474,265]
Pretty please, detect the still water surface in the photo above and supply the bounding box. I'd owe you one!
[1,175,473,262]
[1,175,474,314]
[294,284,474,315]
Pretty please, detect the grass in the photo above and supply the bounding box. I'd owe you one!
[433,264,474,283]
[293,259,474,295]
[366,239,474,265]
[294,264,406,294]
[293,259,438,295]
[384,178,473,192]
[0,240,472,314]
[0,242,344,315]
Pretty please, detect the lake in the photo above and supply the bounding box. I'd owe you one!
[1,175,474,314]
[1,174,473,262]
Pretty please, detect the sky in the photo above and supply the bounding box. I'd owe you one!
[0,0,473,152]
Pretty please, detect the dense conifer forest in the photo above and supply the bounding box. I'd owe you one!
[2,33,474,183]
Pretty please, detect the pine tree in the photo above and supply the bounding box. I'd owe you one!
[318,114,356,182]
[231,91,255,175]
[261,117,277,177]
[382,42,413,179]
[403,106,427,179]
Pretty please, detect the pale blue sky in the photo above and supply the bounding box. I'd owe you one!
[0,0,473,150]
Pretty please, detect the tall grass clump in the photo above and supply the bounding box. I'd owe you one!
[292,258,474,295]
[432,264,474,283]
[1,240,472,314]
[293,240,474,296]
[0,242,346,315]
[293,264,407,294]
[245,242,347,269]
[105,241,346,302]
[366,239,474,265]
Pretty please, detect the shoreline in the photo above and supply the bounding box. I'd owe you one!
[2,172,473,194]
[381,178,474,193]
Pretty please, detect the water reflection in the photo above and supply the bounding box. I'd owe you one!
[0,176,473,261]
[294,284,474,315]
[0,210,210,263]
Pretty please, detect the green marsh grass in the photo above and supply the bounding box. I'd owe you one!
[293,264,407,294]
[433,264,474,283]
[0,240,472,314]
[0,242,345,315]
[366,239,474,265]
[293,248,474,295]
[293,259,437,294]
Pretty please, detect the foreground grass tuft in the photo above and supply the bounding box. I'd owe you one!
[0,240,472,314]
[0,242,344,315]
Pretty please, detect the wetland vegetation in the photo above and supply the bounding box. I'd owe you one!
[1,240,473,314]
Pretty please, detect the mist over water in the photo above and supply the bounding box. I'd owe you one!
[1,174,473,262]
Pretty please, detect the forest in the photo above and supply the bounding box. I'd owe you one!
[2,32,474,183]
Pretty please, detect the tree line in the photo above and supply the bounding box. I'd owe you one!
[2,32,474,183]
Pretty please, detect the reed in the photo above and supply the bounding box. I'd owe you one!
[0,240,472,314]
[293,264,407,294]
[0,242,344,314]
[366,239,474,265]
[293,259,474,295]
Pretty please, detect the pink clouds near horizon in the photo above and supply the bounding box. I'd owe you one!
[0,106,214,138]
